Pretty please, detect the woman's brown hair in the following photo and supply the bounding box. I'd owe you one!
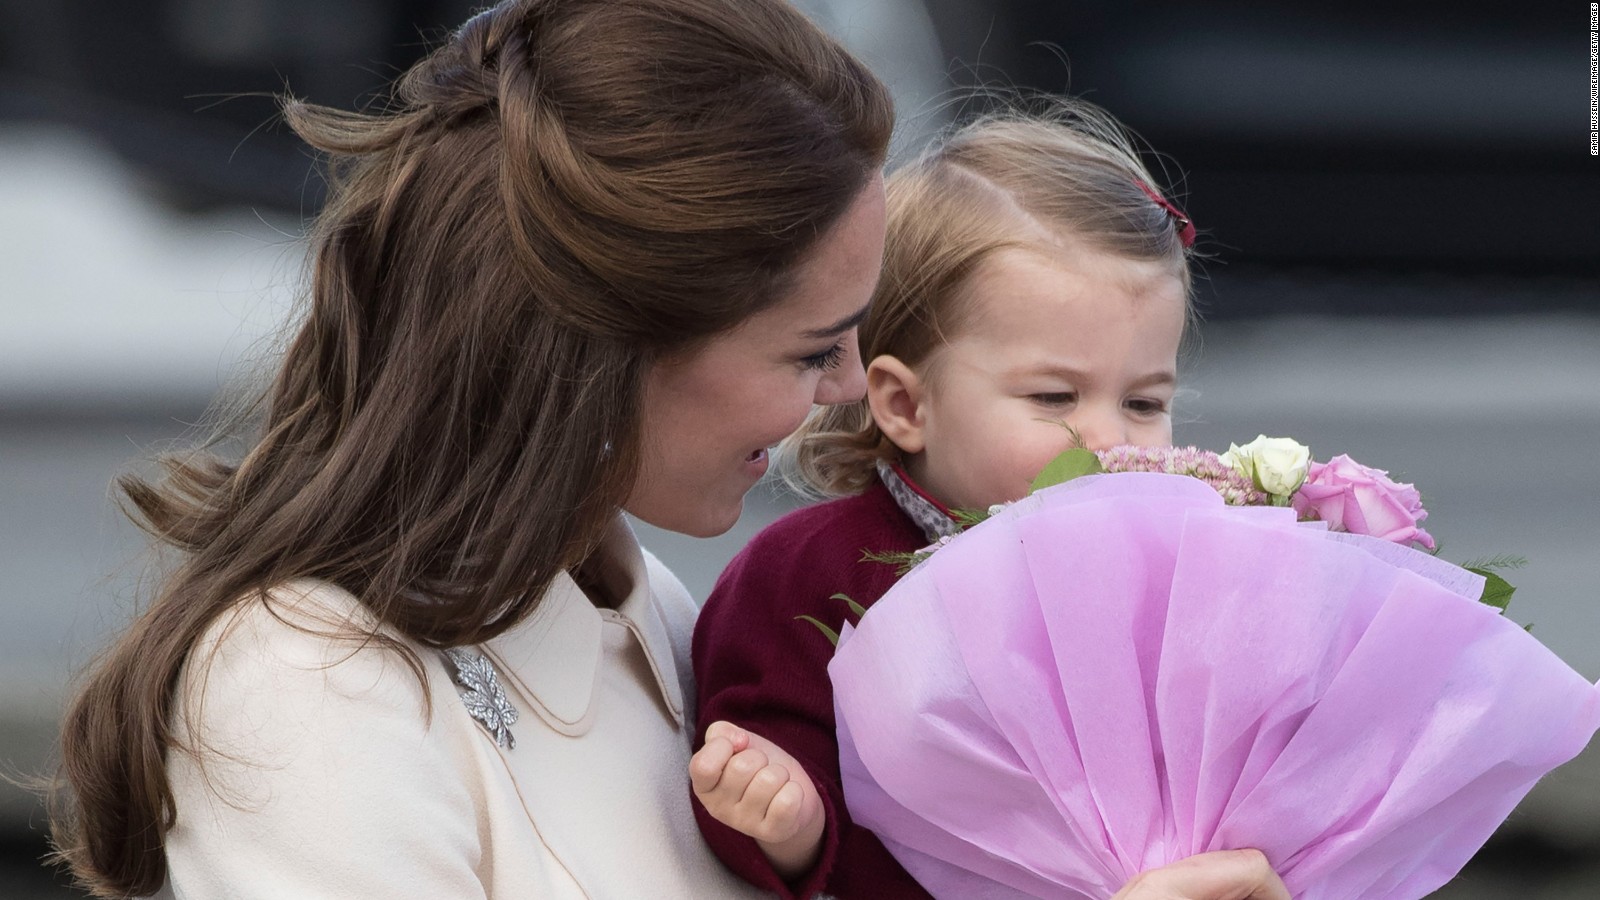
[51,1,892,894]
[781,99,1194,498]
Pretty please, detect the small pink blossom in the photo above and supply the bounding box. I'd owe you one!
[1096,445,1270,507]
[1291,455,1435,550]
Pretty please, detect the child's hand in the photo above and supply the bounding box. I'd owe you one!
[690,721,826,878]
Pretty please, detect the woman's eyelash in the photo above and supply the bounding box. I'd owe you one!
[801,342,847,371]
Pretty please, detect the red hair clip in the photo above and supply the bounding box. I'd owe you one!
[1135,181,1196,249]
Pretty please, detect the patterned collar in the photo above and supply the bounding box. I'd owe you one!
[876,459,961,543]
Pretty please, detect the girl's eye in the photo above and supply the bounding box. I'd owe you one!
[1029,392,1076,407]
[800,342,847,372]
[1125,397,1170,416]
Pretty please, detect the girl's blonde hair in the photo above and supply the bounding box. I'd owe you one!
[781,98,1195,498]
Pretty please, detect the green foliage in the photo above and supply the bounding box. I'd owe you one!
[951,507,992,529]
[1030,448,1104,494]
[830,593,868,619]
[861,548,931,577]
[795,615,840,646]
[1468,568,1517,611]
[1460,554,1529,572]
[796,594,873,648]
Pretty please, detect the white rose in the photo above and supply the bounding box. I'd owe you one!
[1220,435,1311,498]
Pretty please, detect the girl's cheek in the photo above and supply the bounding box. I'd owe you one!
[1040,418,1083,454]
[1015,442,1063,488]
[1136,416,1174,446]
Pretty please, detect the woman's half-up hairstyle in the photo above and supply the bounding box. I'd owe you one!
[52,1,891,895]
[782,97,1193,498]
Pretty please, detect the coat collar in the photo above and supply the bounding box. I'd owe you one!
[482,516,685,737]
[877,459,961,543]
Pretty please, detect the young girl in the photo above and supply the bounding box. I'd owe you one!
[689,103,1200,898]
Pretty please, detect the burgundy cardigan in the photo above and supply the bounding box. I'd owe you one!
[691,480,935,899]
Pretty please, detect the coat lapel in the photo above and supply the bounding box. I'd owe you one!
[480,515,685,739]
[485,573,603,736]
[608,519,686,728]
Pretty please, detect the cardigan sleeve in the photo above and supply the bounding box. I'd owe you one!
[164,588,496,899]
[690,497,932,900]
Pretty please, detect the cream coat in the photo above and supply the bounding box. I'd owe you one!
[163,518,772,898]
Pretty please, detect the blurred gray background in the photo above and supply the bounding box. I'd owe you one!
[2,0,1596,897]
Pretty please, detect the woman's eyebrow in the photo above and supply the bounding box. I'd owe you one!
[802,303,871,340]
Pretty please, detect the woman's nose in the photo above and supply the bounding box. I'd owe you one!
[813,336,867,406]
[814,356,867,406]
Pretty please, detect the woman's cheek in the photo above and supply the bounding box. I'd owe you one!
[758,373,813,434]
[789,378,824,426]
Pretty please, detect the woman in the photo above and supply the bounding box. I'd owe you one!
[51,1,1287,897]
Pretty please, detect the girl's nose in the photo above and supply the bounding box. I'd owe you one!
[1073,406,1128,452]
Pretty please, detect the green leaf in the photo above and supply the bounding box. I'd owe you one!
[1468,567,1516,611]
[795,615,840,646]
[1030,448,1104,494]
[831,593,868,620]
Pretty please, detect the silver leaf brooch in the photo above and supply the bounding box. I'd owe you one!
[445,648,519,749]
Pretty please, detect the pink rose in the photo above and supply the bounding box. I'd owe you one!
[1291,454,1436,550]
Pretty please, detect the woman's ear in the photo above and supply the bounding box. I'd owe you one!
[866,355,927,455]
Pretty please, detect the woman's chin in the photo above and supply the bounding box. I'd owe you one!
[679,501,746,538]
[629,495,746,539]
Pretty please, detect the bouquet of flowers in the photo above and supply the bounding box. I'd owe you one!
[828,437,1600,900]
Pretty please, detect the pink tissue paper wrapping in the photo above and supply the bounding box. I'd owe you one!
[830,472,1600,900]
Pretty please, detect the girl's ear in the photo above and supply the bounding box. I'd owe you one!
[866,355,927,455]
